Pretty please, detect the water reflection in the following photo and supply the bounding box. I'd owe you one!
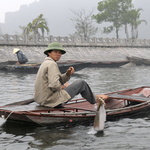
[1,121,38,135]
[0,121,74,149]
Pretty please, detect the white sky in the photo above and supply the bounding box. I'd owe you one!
[0,0,38,23]
[0,0,145,24]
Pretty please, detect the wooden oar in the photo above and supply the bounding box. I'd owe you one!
[94,98,106,131]
[4,98,34,106]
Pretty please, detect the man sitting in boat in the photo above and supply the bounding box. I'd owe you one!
[34,42,108,108]
[13,48,28,65]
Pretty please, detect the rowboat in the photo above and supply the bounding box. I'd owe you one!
[127,56,150,65]
[0,61,90,73]
[0,86,150,126]
[87,60,130,68]
[0,60,130,74]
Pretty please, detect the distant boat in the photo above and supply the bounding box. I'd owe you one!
[127,56,150,65]
[0,60,130,74]
[0,61,90,74]
[87,60,130,68]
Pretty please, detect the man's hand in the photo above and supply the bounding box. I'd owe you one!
[62,82,69,89]
[66,67,75,77]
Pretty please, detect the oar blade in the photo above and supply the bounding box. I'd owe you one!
[94,104,106,131]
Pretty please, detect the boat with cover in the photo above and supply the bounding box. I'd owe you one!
[0,86,150,126]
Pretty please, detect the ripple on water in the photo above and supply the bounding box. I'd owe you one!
[0,67,150,149]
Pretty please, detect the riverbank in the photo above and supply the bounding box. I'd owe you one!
[1,46,150,64]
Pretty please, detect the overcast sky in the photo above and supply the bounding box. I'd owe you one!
[0,0,150,39]
[0,0,38,23]
[0,0,146,21]
[0,0,148,23]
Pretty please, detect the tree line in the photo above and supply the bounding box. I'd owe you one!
[20,0,146,40]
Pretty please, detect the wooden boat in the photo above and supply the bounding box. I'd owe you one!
[87,60,130,68]
[106,86,150,120]
[0,86,150,126]
[127,56,150,65]
[0,60,130,74]
[0,61,90,74]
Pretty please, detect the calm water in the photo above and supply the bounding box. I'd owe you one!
[0,65,150,150]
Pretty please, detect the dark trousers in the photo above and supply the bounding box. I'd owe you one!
[64,80,96,104]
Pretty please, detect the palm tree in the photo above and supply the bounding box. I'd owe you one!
[31,14,49,41]
[20,14,49,41]
[129,9,147,39]
[119,0,134,39]
[20,22,32,40]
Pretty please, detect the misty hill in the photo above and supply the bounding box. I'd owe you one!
[0,0,99,37]
[0,0,149,39]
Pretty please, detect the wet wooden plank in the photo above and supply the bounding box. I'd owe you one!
[108,94,150,102]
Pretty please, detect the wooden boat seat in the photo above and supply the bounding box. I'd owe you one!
[108,93,150,102]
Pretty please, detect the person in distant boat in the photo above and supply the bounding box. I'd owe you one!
[13,48,28,65]
[34,42,108,108]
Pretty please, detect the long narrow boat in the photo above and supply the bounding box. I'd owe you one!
[0,86,150,126]
[0,61,90,73]
[87,60,130,68]
[127,56,150,65]
[0,60,130,74]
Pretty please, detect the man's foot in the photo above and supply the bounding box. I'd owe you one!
[95,94,109,108]
[96,94,109,101]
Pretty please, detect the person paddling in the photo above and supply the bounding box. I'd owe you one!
[13,48,28,65]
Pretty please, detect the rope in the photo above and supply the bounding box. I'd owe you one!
[4,111,15,120]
